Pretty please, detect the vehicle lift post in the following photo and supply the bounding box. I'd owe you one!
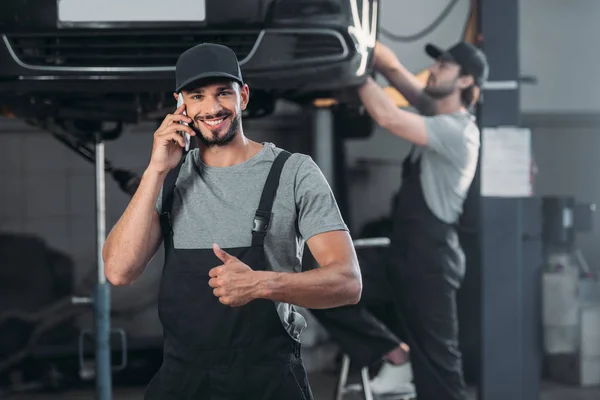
[93,132,112,400]
[71,131,113,399]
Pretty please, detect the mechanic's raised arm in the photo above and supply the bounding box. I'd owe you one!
[373,41,435,115]
[102,104,196,286]
[358,76,429,146]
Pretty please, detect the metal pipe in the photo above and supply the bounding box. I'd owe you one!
[352,237,391,249]
[95,137,112,400]
[313,108,335,187]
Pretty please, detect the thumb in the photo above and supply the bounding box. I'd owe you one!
[213,243,236,264]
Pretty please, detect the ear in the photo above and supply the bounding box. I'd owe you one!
[471,86,481,105]
[458,75,474,90]
[173,92,179,101]
[240,84,250,111]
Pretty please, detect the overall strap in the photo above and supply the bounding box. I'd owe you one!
[408,144,421,160]
[251,150,292,246]
[159,152,188,239]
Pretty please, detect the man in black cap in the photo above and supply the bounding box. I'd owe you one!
[103,43,363,399]
[354,41,490,399]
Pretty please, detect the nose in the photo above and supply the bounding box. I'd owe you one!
[204,95,223,116]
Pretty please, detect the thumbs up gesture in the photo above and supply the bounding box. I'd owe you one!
[208,243,260,307]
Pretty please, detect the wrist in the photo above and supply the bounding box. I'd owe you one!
[144,164,169,180]
[254,271,277,300]
[358,76,375,91]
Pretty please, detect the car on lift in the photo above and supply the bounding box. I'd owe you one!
[0,0,378,140]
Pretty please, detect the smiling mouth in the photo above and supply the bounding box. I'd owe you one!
[200,116,228,129]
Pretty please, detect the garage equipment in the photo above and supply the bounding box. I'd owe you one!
[541,196,600,386]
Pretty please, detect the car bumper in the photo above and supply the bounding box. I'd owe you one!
[0,27,372,95]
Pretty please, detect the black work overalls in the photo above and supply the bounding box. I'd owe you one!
[144,151,313,400]
[386,147,467,400]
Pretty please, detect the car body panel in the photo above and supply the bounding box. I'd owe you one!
[0,0,378,121]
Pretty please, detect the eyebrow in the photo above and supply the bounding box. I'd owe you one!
[188,85,233,95]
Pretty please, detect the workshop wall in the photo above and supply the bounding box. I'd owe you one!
[518,0,600,274]
[518,0,600,269]
[375,0,472,78]
[526,118,600,271]
[519,0,599,113]
[374,0,598,113]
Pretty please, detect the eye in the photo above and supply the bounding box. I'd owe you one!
[191,95,203,100]
[218,91,232,96]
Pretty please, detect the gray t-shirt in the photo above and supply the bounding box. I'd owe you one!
[155,142,348,341]
[411,112,480,224]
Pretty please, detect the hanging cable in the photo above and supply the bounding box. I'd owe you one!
[380,0,461,43]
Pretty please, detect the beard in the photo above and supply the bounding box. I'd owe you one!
[423,84,455,99]
[423,76,458,99]
[192,112,241,148]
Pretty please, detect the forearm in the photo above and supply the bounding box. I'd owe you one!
[255,262,362,309]
[359,77,402,126]
[358,77,428,145]
[378,62,423,105]
[103,167,165,285]
[377,61,436,115]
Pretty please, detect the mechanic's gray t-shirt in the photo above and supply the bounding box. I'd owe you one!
[410,112,480,224]
[155,142,348,342]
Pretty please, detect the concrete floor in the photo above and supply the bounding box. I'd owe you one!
[2,373,600,400]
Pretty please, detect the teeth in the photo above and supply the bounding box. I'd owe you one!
[205,118,224,126]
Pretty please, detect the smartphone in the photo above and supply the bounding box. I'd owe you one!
[176,93,191,151]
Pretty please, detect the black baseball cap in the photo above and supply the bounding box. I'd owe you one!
[175,43,244,93]
[425,41,489,86]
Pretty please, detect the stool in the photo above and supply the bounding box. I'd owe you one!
[334,353,374,400]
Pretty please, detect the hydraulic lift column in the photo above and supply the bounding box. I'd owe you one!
[467,0,543,399]
[94,134,112,400]
[66,127,129,400]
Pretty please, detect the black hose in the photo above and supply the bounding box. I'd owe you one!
[380,0,461,43]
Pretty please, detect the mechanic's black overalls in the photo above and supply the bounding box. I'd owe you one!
[386,147,467,400]
[144,151,313,400]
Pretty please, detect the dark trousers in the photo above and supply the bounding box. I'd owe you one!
[308,246,401,368]
[309,246,466,399]
[144,353,312,400]
[387,265,466,399]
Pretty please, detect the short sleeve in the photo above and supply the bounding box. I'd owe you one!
[294,156,348,241]
[424,114,470,163]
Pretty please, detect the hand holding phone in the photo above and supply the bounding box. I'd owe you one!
[149,101,194,174]
[176,93,191,151]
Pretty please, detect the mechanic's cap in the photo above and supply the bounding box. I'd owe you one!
[175,43,244,92]
[425,41,489,86]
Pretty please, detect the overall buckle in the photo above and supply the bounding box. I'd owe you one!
[252,211,271,234]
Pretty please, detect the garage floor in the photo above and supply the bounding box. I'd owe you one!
[2,373,600,400]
